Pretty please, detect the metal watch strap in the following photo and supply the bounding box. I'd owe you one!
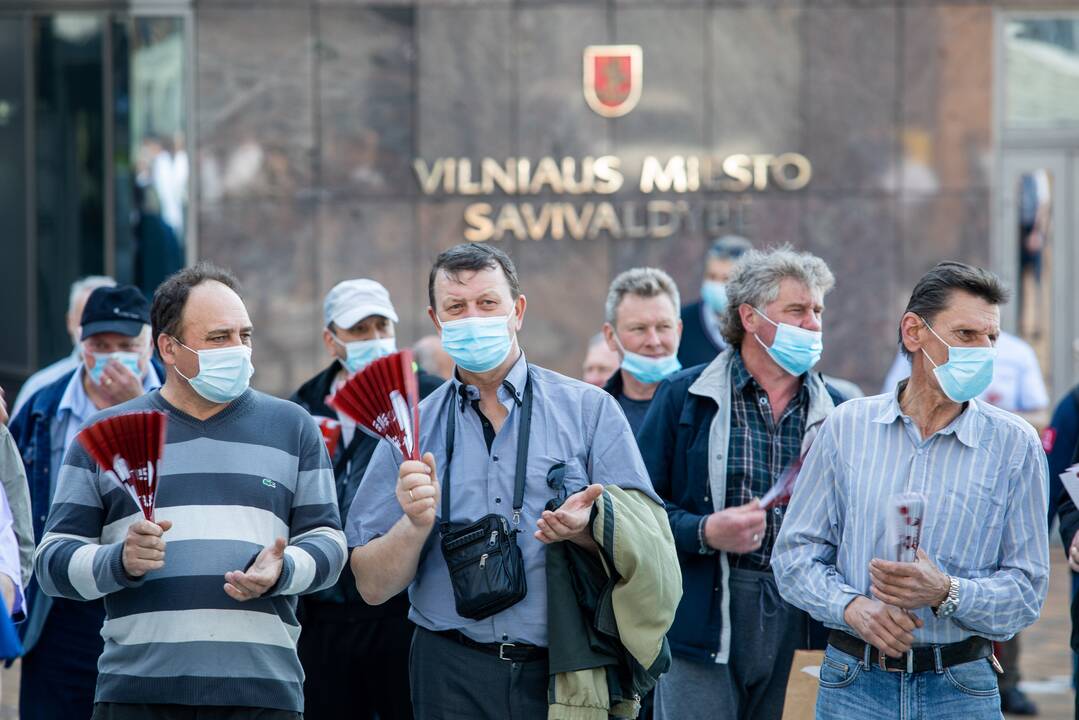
[933,576,960,617]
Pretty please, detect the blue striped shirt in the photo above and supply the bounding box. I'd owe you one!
[33,389,347,712]
[772,385,1049,644]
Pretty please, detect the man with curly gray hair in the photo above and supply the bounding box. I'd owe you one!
[638,245,847,720]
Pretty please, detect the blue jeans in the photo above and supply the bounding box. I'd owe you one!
[816,645,1003,720]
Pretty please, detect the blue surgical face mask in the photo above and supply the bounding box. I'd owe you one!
[753,308,823,377]
[612,334,682,385]
[333,334,396,374]
[439,313,514,374]
[172,338,254,404]
[701,281,729,314]
[919,318,996,403]
[86,351,142,385]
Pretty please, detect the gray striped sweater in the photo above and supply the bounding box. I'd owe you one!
[33,389,347,712]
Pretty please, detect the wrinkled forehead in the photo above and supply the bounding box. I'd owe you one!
[433,266,513,304]
[180,281,251,336]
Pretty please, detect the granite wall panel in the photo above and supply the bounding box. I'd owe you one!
[804,7,898,193]
[196,7,314,202]
[319,7,417,198]
[189,1,1009,397]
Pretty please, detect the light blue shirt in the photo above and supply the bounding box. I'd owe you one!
[346,352,658,647]
[772,383,1049,644]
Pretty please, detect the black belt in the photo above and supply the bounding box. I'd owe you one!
[828,630,992,674]
[433,628,549,663]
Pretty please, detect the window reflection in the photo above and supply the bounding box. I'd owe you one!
[1016,169,1053,372]
[116,16,188,296]
[1005,18,1079,129]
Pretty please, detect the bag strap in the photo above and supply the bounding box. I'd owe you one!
[333,431,365,479]
[441,368,533,528]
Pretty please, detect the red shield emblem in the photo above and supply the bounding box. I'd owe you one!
[583,45,643,118]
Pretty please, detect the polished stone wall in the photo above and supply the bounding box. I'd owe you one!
[194,1,1012,397]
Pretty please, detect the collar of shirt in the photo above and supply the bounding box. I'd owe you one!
[873,379,984,449]
[729,348,808,405]
[450,351,528,411]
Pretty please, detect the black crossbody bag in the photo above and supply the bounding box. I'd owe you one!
[439,372,533,621]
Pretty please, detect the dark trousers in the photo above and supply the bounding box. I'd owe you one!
[655,567,806,720]
[92,704,301,720]
[20,598,105,720]
[297,605,414,720]
[410,626,548,720]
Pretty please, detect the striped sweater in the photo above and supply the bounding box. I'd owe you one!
[33,389,347,712]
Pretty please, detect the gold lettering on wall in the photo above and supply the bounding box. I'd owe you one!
[418,152,802,241]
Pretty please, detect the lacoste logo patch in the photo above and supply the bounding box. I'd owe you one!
[262,478,277,489]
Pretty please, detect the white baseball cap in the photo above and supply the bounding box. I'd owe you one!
[323,279,399,329]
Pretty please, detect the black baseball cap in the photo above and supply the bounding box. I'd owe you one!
[80,285,151,340]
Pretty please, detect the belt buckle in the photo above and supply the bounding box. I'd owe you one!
[878,650,914,673]
[498,642,516,661]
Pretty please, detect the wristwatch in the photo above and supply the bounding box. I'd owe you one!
[933,576,960,618]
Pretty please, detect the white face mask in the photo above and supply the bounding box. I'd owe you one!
[172,338,254,404]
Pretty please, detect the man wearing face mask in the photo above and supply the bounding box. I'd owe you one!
[601,268,683,435]
[347,243,670,720]
[290,278,442,720]
[773,262,1049,720]
[14,275,119,417]
[639,246,847,720]
[677,235,753,368]
[11,284,162,720]
[34,262,347,719]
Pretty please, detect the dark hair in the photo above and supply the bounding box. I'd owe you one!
[427,243,521,309]
[151,261,241,343]
[899,261,1010,358]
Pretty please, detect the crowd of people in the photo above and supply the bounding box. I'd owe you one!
[0,235,1073,720]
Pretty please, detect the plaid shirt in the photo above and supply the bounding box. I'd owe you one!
[724,350,808,571]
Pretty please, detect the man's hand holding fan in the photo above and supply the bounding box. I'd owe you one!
[329,350,434,526]
[77,411,172,578]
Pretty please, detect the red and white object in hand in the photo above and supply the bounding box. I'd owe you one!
[328,350,420,460]
[887,493,926,562]
[77,410,167,521]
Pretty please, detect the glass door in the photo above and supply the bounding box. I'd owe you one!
[999,151,1076,400]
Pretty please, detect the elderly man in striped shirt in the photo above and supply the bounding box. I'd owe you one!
[773,262,1049,720]
[34,262,347,720]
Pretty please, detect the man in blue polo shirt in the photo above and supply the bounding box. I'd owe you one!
[347,243,665,720]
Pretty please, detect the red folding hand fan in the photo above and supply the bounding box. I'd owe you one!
[77,410,167,521]
[328,350,421,460]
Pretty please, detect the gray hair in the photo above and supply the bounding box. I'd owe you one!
[721,245,835,346]
[69,275,116,312]
[707,235,753,263]
[898,261,1010,359]
[604,267,681,326]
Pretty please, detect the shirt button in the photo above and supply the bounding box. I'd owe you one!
[773,507,782,516]
[492,455,499,462]
[716,453,723,460]
[758,397,768,406]
[39,514,46,522]
[704,496,710,502]
[495,497,502,504]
